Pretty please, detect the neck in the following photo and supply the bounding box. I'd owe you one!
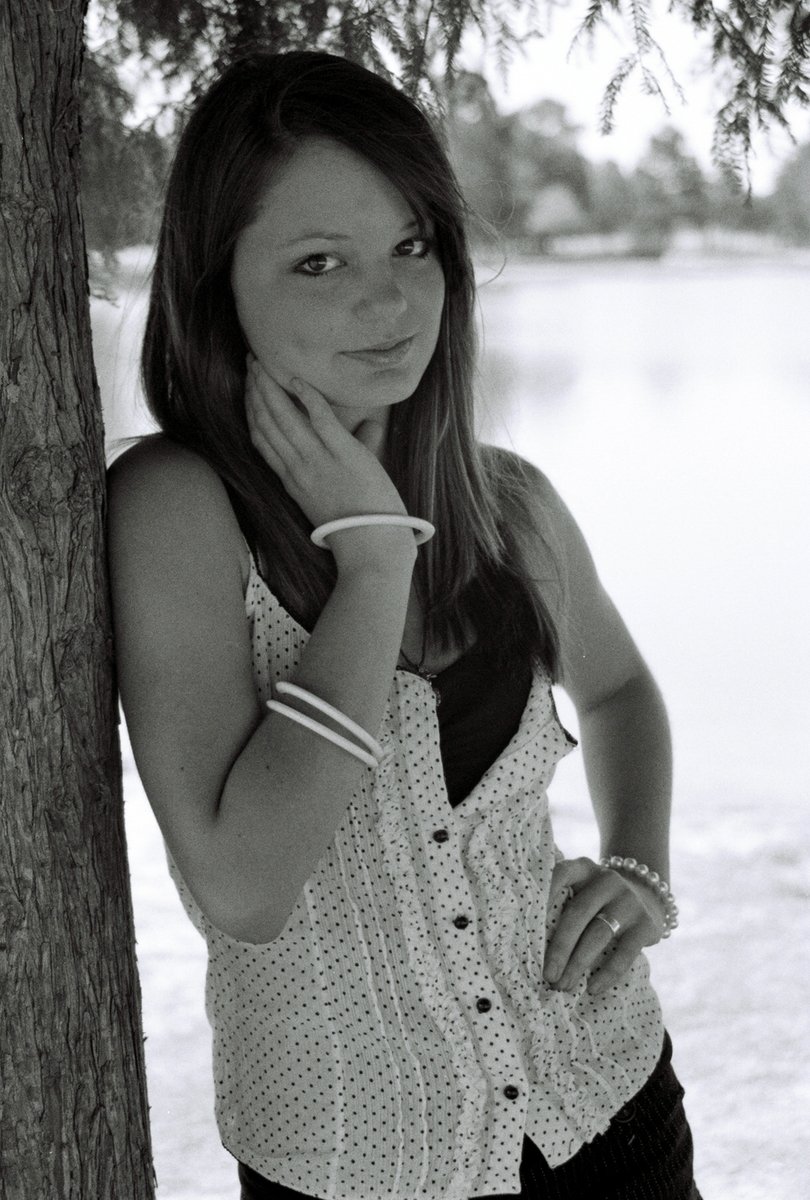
[330,403,390,461]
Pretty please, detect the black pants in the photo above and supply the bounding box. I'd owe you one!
[239,1030,701,1200]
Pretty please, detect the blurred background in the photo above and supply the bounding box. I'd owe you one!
[87,1,810,1196]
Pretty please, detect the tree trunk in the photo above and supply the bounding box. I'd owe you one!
[0,2,156,1196]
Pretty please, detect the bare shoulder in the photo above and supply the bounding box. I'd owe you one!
[482,443,566,514]
[480,443,572,572]
[107,434,250,590]
[482,444,651,705]
[108,431,210,481]
[108,433,228,522]
[106,434,263,925]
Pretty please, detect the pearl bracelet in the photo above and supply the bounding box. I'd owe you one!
[599,856,679,938]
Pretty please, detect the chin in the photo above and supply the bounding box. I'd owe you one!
[328,375,423,411]
[331,390,412,411]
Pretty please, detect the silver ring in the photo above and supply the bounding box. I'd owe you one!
[595,913,622,937]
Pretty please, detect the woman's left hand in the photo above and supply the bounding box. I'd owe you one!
[543,857,667,996]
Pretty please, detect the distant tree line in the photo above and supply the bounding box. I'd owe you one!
[443,72,810,257]
[80,58,810,264]
[81,0,810,263]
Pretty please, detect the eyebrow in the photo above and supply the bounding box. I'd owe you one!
[280,218,422,249]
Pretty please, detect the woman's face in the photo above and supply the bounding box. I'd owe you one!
[230,137,446,415]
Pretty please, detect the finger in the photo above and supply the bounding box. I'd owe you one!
[549,879,653,991]
[249,364,315,459]
[587,935,647,996]
[246,367,318,464]
[246,375,284,446]
[289,377,353,451]
[552,909,631,992]
[543,868,619,985]
[353,417,387,458]
[245,382,294,476]
[548,856,598,911]
[249,422,287,477]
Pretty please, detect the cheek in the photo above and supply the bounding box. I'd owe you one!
[415,267,446,330]
[256,317,350,402]
[237,284,331,364]
[414,273,446,350]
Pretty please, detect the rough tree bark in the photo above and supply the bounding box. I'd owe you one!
[0,1,156,1196]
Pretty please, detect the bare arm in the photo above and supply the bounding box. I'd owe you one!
[214,548,414,943]
[511,456,673,993]
[108,384,417,944]
[576,672,672,883]
[544,473,673,883]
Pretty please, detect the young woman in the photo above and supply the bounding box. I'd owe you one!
[107,50,700,1200]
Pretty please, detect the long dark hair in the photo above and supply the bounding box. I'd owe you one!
[140,49,560,676]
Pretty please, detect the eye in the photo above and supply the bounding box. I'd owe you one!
[395,236,434,259]
[295,252,343,279]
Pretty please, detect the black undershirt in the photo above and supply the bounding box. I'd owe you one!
[424,637,533,807]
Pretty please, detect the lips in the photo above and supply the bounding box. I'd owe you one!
[340,335,416,367]
[353,335,414,353]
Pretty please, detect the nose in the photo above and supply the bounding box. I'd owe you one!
[353,266,408,325]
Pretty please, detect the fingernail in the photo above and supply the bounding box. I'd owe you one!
[544,958,562,983]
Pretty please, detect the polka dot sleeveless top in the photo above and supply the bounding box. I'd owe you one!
[165,556,664,1200]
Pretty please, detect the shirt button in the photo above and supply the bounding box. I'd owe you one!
[503,1085,520,1100]
[432,829,450,843]
[453,915,471,929]
[475,997,492,1013]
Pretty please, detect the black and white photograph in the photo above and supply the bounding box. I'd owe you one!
[2,2,809,1198]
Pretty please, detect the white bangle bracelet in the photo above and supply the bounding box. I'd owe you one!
[310,515,436,548]
[599,856,680,937]
[266,701,380,769]
[275,681,384,763]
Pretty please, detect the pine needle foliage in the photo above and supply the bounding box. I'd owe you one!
[92,0,545,123]
[574,0,810,185]
[88,0,810,181]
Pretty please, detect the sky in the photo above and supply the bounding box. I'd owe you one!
[90,0,809,195]
[454,4,809,193]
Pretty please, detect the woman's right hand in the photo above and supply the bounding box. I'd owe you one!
[245,355,417,574]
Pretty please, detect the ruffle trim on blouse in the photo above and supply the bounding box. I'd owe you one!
[374,743,490,1200]
[528,992,621,1142]
[464,792,622,1147]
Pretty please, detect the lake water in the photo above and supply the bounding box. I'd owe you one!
[93,253,810,1199]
